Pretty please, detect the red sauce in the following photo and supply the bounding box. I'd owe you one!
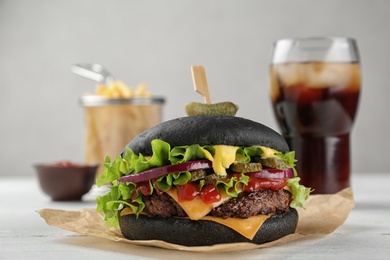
[175,176,287,204]
[243,177,287,192]
[176,183,200,202]
[49,160,77,167]
[199,185,221,204]
[176,183,222,204]
[137,181,152,197]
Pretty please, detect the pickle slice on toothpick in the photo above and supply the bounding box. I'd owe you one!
[187,65,238,116]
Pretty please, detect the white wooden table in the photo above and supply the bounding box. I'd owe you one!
[1,173,389,259]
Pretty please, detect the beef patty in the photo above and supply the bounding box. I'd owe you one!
[211,188,291,218]
[142,188,291,219]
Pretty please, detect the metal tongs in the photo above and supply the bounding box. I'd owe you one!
[71,63,115,84]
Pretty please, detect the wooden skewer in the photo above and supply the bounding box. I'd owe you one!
[191,65,211,104]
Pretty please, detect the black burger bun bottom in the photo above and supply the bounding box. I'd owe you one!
[119,208,298,246]
[124,115,290,156]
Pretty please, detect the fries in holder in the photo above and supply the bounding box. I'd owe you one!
[80,81,165,177]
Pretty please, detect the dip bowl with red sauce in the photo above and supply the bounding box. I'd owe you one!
[34,161,98,201]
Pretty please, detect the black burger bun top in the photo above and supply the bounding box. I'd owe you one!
[125,115,289,156]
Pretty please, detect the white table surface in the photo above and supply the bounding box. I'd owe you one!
[1,173,389,260]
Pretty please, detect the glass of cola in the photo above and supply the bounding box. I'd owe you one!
[269,37,361,194]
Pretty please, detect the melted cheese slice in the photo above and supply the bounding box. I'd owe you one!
[202,145,239,175]
[201,214,270,240]
[259,146,278,158]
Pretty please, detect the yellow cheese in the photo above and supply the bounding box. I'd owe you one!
[201,214,270,240]
[259,146,278,158]
[120,207,135,216]
[202,145,239,175]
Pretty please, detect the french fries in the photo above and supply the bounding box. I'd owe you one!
[95,81,152,98]
[82,80,160,177]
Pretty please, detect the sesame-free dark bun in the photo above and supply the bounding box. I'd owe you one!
[125,115,289,156]
[119,207,298,246]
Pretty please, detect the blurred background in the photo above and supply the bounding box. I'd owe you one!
[1,0,389,177]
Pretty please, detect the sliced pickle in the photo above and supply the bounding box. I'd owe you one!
[190,169,207,182]
[204,173,228,185]
[230,162,262,173]
[185,101,239,116]
[257,157,288,170]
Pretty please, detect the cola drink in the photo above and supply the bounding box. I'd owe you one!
[270,62,361,194]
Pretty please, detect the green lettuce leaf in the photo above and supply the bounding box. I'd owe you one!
[154,171,192,191]
[286,177,311,209]
[235,146,263,163]
[96,139,171,187]
[96,182,144,228]
[132,140,171,173]
[216,173,249,197]
[275,151,298,176]
[169,144,207,164]
[96,156,123,187]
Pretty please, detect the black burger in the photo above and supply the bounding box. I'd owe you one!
[96,114,311,246]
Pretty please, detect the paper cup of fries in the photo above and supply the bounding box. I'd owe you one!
[79,81,165,177]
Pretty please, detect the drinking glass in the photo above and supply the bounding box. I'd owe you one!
[269,37,361,194]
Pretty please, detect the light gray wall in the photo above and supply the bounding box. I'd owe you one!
[1,0,389,176]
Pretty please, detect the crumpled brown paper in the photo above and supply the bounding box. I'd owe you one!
[37,187,354,252]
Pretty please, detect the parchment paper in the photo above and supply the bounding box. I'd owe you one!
[37,187,354,252]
